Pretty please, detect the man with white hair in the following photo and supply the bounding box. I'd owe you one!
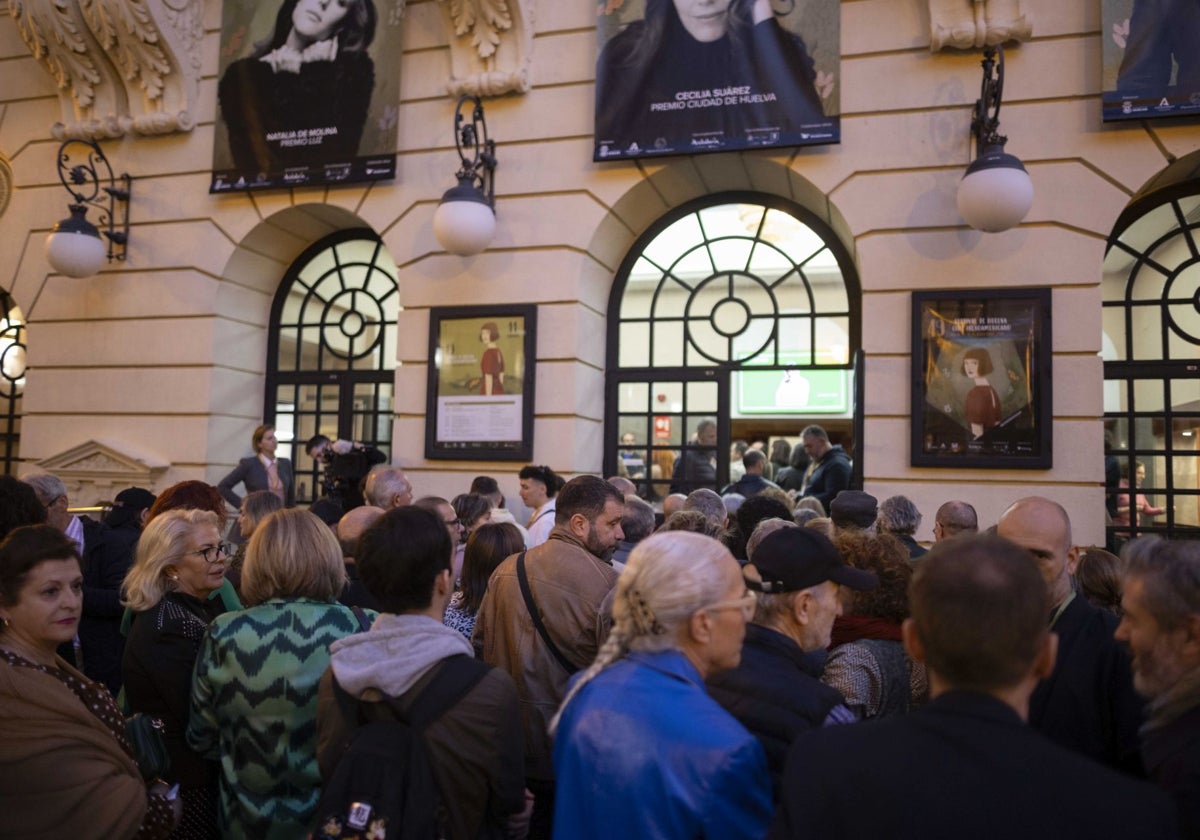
[363,464,414,510]
[877,495,926,560]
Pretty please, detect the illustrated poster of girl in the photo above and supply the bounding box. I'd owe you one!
[480,321,506,396]
[962,347,1001,439]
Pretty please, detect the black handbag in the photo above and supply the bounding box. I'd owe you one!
[124,713,170,781]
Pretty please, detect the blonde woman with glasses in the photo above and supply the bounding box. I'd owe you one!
[550,530,772,839]
[123,508,233,838]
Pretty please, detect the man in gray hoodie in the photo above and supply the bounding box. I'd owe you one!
[316,505,531,839]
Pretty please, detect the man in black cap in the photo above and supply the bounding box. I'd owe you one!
[830,490,878,535]
[708,525,878,799]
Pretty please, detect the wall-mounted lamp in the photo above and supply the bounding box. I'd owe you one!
[956,45,1033,233]
[45,139,132,278]
[433,95,497,257]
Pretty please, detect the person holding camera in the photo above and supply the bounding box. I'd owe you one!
[306,435,387,514]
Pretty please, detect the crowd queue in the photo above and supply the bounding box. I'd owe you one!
[1,422,1198,839]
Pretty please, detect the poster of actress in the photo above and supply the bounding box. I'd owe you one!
[1101,0,1200,123]
[594,0,839,162]
[210,0,403,193]
[910,289,1052,469]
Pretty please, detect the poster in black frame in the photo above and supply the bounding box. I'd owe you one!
[425,305,536,461]
[911,289,1052,469]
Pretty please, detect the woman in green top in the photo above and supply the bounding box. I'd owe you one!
[187,508,373,838]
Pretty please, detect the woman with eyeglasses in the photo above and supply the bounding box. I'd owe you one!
[549,530,771,839]
[123,508,232,838]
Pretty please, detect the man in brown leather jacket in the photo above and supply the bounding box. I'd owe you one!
[473,475,625,839]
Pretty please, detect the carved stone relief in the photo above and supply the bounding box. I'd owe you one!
[36,438,169,501]
[437,0,534,96]
[11,0,203,140]
[928,0,1032,52]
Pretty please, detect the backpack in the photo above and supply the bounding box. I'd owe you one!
[311,654,490,840]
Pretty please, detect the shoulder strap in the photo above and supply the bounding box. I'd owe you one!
[349,605,372,633]
[517,551,579,676]
[374,654,490,730]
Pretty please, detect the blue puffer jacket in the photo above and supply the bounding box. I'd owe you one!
[553,649,773,840]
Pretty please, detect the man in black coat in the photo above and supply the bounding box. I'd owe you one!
[997,496,1145,775]
[1116,539,1200,836]
[770,534,1178,840]
[709,527,875,798]
[798,425,850,511]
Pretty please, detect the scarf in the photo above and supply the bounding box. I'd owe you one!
[830,614,903,648]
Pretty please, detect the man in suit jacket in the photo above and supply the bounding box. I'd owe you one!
[997,496,1144,774]
[770,534,1178,840]
[218,423,294,508]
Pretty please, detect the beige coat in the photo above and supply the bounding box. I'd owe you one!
[0,656,147,838]
[472,528,619,779]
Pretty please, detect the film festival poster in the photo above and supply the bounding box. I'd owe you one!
[425,306,536,461]
[911,290,1052,470]
[1101,0,1200,123]
[593,0,840,162]
[210,0,403,193]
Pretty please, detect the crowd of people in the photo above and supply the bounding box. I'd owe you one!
[1,422,1199,839]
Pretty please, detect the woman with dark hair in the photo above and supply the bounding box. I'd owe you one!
[774,443,809,493]
[218,0,378,175]
[1,525,178,837]
[227,490,285,594]
[767,438,791,481]
[444,522,525,640]
[595,0,826,152]
[1076,546,1126,616]
[961,347,1001,439]
[217,424,294,508]
[518,465,561,549]
[822,531,927,719]
[479,321,506,396]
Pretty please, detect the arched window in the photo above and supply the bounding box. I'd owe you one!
[0,288,26,475]
[606,193,861,499]
[1103,158,1200,542]
[266,229,400,504]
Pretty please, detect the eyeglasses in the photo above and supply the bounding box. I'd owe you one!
[703,591,757,621]
[183,543,233,564]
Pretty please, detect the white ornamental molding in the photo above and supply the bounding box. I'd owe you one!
[11,0,203,140]
[438,0,534,96]
[36,438,169,498]
[928,0,1032,52]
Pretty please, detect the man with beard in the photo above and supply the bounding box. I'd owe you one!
[473,475,624,839]
[1116,538,1200,835]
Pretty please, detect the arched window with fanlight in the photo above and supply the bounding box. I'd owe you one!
[605,193,861,500]
[0,288,26,475]
[1103,157,1200,542]
[266,229,400,504]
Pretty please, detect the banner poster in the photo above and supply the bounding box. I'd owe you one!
[210,0,403,193]
[911,290,1052,469]
[1101,0,1200,122]
[593,0,840,162]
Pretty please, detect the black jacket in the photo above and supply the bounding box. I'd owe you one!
[79,517,137,696]
[770,691,1177,839]
[1144,703,1200,838]
[1029,594,1145,776]
[800,445,851,510]
[721,473,781,499]
[123,592,225,788]
[707,624,847,798]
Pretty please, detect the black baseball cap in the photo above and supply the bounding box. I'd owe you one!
[114,487,156,512]
[745,527,878,593]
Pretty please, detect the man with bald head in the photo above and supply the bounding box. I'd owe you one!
[997,496,1144,774]
[336,505,384,610]
[364,465,414,510]
[662,493,687,518]
[933,500,977,542]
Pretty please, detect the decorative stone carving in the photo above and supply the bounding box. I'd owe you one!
[36,439,169,501]
[929,0,1032,52]
[437,0,534,96]
[10,0,203,139]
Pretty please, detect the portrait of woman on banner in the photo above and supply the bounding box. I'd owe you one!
[595,0,832,154]
[479,321,506,396]
[923,341,1029,448]
[218,0,378,175]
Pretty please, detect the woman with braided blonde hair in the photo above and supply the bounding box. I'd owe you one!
[550,531,772,839]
